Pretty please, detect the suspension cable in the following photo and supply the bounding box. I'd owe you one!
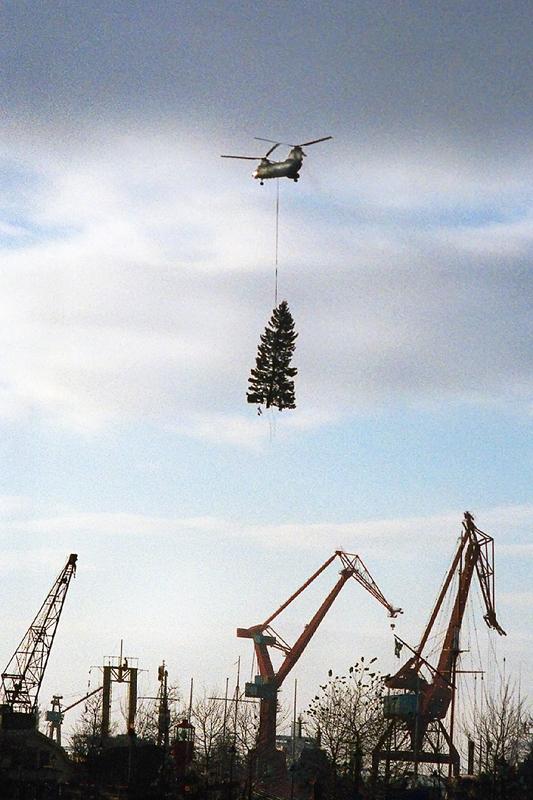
[274,178,280,305]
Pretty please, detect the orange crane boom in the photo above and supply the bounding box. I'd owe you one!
[237,550,401,773]
[373,512,506,779]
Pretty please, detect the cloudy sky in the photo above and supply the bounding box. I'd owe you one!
[1,1,532,735]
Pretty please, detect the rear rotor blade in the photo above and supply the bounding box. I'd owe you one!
[221,155,261,160]
[256,137,295,149]
[297,136,333,147]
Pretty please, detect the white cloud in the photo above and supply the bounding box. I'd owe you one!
[0,220,30,238]
[0,548,70,576]
[1,129,532,442]
[177,412,271,448]
[0,495,29,516]
[10,511,225,539]
[326,143,533,213]
[3,499,531,557]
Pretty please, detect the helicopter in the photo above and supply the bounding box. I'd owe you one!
[221,136,332,185]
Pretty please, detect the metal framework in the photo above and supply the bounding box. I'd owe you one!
[237,550,401,782]
[372,512,506,782]
[1,554,78,716]
[46,686,102,746]
[101,644,139,738]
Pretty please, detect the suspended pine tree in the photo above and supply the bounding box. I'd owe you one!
[247,300,298,411]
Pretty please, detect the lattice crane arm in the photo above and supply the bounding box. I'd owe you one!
[373,513,506,782]
[386,512,505,723]
[470,515,506,636]
[425,513,505,721]
[1,553,78,714]
[337,551,402,618]
[237,549,400,762]
[397,512,505,683]
[237,549,401,691]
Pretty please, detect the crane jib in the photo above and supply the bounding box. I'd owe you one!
[236,549,399,765]
[0,554,78,720]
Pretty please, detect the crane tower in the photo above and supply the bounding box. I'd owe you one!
[372,512,506,782]
[0,553,78,729]
[237,550,401,788]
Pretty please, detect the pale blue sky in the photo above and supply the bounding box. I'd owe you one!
[0,0,531,736]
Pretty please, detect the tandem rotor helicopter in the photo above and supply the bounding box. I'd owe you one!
[221,135,332,185]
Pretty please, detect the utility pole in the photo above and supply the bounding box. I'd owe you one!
[188,677,194,723]
[229,657,240,800]
[290,678,297,800]
[157,662,170,749]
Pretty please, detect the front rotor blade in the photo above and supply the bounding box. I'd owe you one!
[254,137,282,145]
[265,143,280,158]
[220,155,261,160]
[298,136,333,147]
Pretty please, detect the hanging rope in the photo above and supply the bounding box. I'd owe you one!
[246,178,297,421]
[271,181,280,439]
[274,178,280,305]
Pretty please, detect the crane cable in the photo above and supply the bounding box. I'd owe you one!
[269,179,281,442]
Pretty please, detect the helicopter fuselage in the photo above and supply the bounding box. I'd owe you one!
[222,138,331,184]
[253,149,304,183]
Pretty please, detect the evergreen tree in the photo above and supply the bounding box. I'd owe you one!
[247,300,298,411]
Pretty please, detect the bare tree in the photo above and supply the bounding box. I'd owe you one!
[190,691,227,776]
[465,677,532,772]
[190,688,288,789]
[68,691,117,759]
[306,658,387,785]
[233,695,259,758]
[132,683,182,743]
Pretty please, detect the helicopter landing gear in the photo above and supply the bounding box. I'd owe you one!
[293,176,299,182]
[260,180,264,186]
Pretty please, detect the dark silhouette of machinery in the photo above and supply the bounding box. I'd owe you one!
[237,550,401,785]
[372,512,506,781]
[0,553,78,729]
[47,686,103,746]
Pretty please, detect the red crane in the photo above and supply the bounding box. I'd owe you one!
[237,550,401,781]
[0,554,78,728]
[372,512,506,780]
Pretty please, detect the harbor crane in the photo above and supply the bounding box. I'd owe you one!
[0,554,78,729]
[237,550,401,783]
[47,686,102,746]
[372,512,506,781]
